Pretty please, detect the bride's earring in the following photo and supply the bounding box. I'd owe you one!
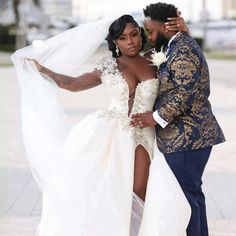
[139,29,143,50]
[116,45,120,56]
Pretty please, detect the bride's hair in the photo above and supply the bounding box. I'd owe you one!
[106,15,146,58]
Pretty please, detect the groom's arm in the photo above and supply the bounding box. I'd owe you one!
[154,46,202,124]
[131,45,202,128]
[131,46,202,128]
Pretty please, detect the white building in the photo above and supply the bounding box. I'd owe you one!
[42,0,72,16]
[1,0,236,25]
[188,0,236,21]
[222,0,236,18]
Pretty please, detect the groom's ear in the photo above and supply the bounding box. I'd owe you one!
[162,23,168,32]
[177,9,181,17]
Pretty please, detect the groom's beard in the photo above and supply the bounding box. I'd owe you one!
[154,33,169,52]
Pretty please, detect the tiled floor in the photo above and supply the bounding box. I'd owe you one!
[1,53,236,235]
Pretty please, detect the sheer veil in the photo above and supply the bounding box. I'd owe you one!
[11,13,126,190]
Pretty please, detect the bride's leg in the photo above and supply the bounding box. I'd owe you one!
[133,145,150,201]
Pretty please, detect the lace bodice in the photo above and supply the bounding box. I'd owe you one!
[96,57,159,158]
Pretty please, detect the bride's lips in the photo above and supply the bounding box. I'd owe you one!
[128,46,136,52]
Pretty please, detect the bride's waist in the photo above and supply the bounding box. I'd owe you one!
[105,109,130,120]
[108,103,154,116]
[99,109,155,134]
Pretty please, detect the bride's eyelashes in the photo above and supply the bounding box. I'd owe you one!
[119,36,126,40]
[118,30,140,41]
[131,31,139,37]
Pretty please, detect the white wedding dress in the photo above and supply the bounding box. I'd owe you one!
[11,15,191,236]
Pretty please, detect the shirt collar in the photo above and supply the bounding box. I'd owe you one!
[167,31,181,48]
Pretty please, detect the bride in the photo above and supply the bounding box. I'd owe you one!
[12,14,191,236]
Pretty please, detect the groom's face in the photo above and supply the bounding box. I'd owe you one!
[144,19,169,51]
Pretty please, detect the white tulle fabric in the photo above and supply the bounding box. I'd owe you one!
[11,15,191,236]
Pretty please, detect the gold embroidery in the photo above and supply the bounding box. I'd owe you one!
[156,33,225,153]
[170,60,198,85]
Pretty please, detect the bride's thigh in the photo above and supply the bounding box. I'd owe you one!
[133,145,151,201]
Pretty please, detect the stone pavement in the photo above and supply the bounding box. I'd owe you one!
[0,50,236,235]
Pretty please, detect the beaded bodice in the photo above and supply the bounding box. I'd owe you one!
[96,57,159,158]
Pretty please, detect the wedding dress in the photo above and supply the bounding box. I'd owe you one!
[11,15,191,236]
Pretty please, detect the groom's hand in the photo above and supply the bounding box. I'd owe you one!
[130,112,157,128]
[165,9,189,33]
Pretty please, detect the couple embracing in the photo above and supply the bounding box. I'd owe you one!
[12,2,225,236]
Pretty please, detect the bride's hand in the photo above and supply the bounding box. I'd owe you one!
[26,58,43,72]
[164,10,188,33]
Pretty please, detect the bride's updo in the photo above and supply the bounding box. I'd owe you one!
[106,15,146,58]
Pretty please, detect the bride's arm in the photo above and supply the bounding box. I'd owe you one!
[40,66,102,92]
[29,59,102,92]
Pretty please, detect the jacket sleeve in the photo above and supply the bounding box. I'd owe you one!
[155,46,202,123]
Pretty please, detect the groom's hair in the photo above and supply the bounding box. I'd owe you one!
[143,3,178,23]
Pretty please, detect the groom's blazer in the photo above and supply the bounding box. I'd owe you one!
[154,32,225,154]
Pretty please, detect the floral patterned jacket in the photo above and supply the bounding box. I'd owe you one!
[154,32,225,154]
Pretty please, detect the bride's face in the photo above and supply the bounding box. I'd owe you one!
[115,23,142,57]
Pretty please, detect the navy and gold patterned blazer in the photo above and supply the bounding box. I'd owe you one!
[154,32,225,154]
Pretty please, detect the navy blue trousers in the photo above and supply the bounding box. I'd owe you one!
[164,147,212,236]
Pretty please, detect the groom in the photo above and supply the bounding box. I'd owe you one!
[131,2,225,236]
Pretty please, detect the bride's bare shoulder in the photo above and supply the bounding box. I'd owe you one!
[139,55,154,69]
